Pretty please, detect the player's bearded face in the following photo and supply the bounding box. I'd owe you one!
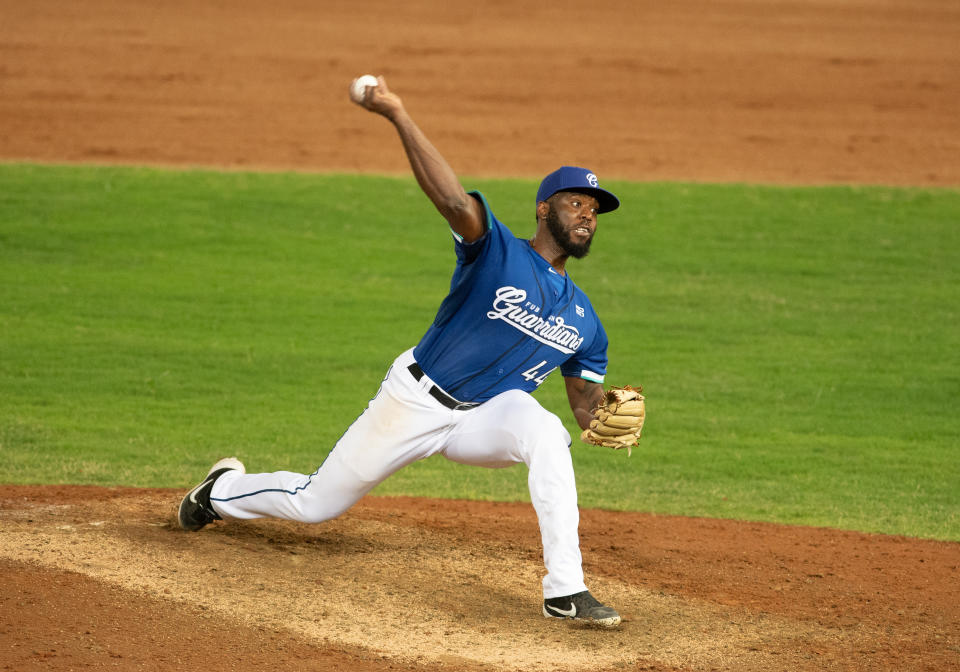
[546,202,594,259]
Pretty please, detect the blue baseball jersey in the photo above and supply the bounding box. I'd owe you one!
[412,191,608,403]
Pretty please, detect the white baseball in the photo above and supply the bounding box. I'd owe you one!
[350,75,379,103]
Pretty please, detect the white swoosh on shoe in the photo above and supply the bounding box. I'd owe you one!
[187,478,217,505]
[547,604,577,617]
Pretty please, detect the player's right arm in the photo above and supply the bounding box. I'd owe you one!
[354,76,485,243]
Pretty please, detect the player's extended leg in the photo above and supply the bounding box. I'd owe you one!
[441,390,585,598]
[202,349,451,524]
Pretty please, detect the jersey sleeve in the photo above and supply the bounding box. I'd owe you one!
[429,191,510,329]
[450,191,502,265]
[560,313,608,384]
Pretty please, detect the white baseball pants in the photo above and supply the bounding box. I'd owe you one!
[209,347,587,598]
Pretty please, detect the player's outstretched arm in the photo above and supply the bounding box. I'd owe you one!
[351,76,485,243]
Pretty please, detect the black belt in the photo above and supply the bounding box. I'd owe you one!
[407,362,479,411]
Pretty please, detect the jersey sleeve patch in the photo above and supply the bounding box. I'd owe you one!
[559,300,608,382]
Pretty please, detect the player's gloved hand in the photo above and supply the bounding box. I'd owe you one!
[580,385,645,456]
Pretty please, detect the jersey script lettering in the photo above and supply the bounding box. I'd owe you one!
[486,286,585,354]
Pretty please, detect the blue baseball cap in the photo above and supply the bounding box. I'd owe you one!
[536,166,620,214]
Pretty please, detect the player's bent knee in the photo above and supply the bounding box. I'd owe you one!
[536,412,571,446]
[493,390,571,448]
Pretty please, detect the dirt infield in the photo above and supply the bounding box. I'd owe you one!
[1,1,959,670]
[2,0,959,185]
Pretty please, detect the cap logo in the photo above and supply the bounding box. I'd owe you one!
[586,172,599,187]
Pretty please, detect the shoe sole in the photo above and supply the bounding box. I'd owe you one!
[543,606,622,628]
[177,457,246,530]
[204,456,245,478]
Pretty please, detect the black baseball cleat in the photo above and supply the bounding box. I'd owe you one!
[177,457,245,531]
[543,590,622,628]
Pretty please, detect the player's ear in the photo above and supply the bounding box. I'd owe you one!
[536,200,550,222]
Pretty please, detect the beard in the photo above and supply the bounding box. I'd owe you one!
[545,205,593,259]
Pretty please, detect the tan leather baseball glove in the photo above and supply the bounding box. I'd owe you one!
[580,385,645,456]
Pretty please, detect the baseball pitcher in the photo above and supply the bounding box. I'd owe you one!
[178,76,644,627]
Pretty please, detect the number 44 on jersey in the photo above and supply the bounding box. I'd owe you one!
[521,360,556,386]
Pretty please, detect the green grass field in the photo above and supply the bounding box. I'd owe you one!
[2,163,957,540]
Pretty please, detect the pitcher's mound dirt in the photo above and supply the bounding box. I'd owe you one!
[1,486,958,671]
